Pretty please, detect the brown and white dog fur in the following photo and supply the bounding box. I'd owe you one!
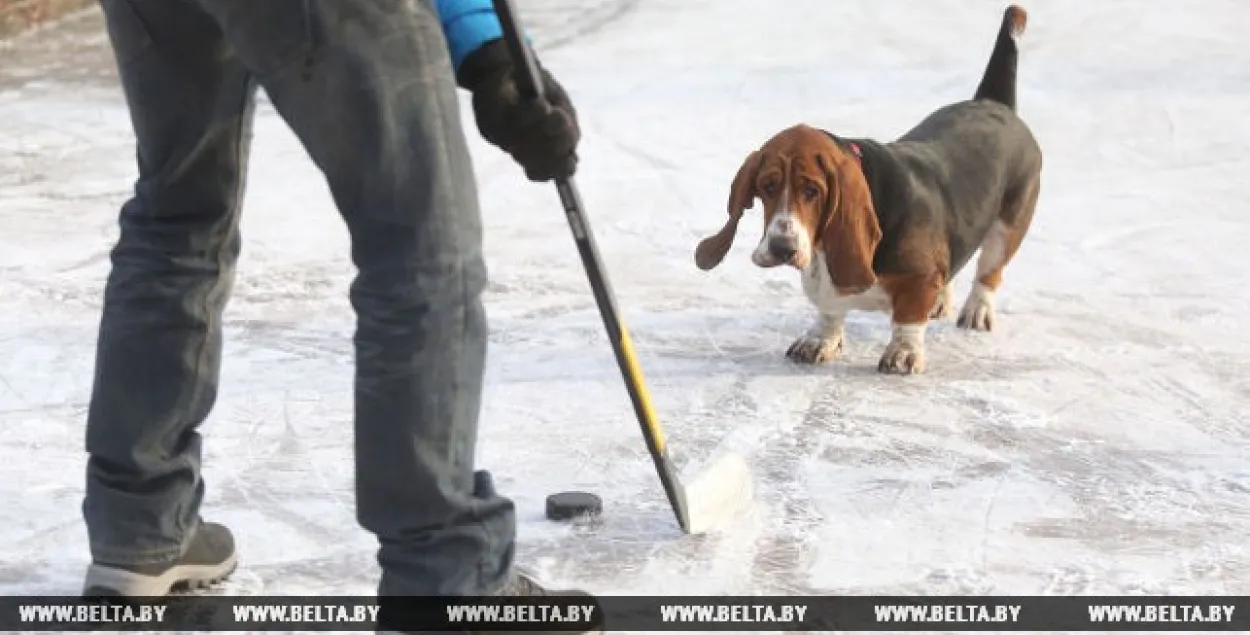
[694,5,1042,374]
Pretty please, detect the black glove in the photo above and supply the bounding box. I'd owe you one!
[457,39,579,182]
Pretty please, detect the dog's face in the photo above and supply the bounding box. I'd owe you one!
[694,124,883,292]
[745,132,831,270]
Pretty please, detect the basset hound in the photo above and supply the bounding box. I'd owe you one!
[694,4,1042,375]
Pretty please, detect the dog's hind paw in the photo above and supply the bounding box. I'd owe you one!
[930,284,954,320]
[957,284,997,332]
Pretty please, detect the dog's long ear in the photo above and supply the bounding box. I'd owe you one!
[820,150,882,292]
[695,151,763,270]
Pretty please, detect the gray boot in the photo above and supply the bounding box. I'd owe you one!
[82,521,237,597]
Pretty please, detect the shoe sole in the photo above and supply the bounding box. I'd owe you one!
[82,551,238,598]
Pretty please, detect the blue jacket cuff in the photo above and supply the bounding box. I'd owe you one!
[440,7,497,70]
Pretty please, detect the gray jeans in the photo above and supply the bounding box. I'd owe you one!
[85,0,515,595]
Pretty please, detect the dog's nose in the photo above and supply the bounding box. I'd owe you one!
[768,237,798,263]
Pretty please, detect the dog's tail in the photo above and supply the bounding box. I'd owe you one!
[973,4,1027,110]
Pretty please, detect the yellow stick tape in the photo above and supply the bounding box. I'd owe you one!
[617,323,665,453]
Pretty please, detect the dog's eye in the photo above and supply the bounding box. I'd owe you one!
[761,181,778,196]
[801,183,820,201]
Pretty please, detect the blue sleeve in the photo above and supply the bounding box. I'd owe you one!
[434,0,505,71]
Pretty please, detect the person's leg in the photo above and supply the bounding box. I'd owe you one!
[82,0,254,595]
[191,0,514,596]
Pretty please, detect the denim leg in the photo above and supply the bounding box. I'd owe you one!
[193,0,515,595]
[84,0,256,565]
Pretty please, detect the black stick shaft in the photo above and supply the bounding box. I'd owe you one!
[489,0,691,532]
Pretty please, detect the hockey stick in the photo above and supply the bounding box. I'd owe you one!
[489,0,753,534]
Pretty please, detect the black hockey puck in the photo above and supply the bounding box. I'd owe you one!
[545,491,603,521]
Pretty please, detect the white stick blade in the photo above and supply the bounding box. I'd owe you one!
[681,452,754,535]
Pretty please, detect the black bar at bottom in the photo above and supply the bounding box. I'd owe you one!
[3,595,1247,631]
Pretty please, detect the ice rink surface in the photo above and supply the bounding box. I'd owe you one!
[3,0,1250,627]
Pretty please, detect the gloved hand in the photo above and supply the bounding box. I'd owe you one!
[457,39,579,182]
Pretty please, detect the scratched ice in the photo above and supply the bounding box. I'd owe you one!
[3,2,1250,635]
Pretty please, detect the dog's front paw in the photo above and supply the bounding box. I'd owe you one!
[877,339,926,375]
[787,333,844,365]
[957,285,996,332]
